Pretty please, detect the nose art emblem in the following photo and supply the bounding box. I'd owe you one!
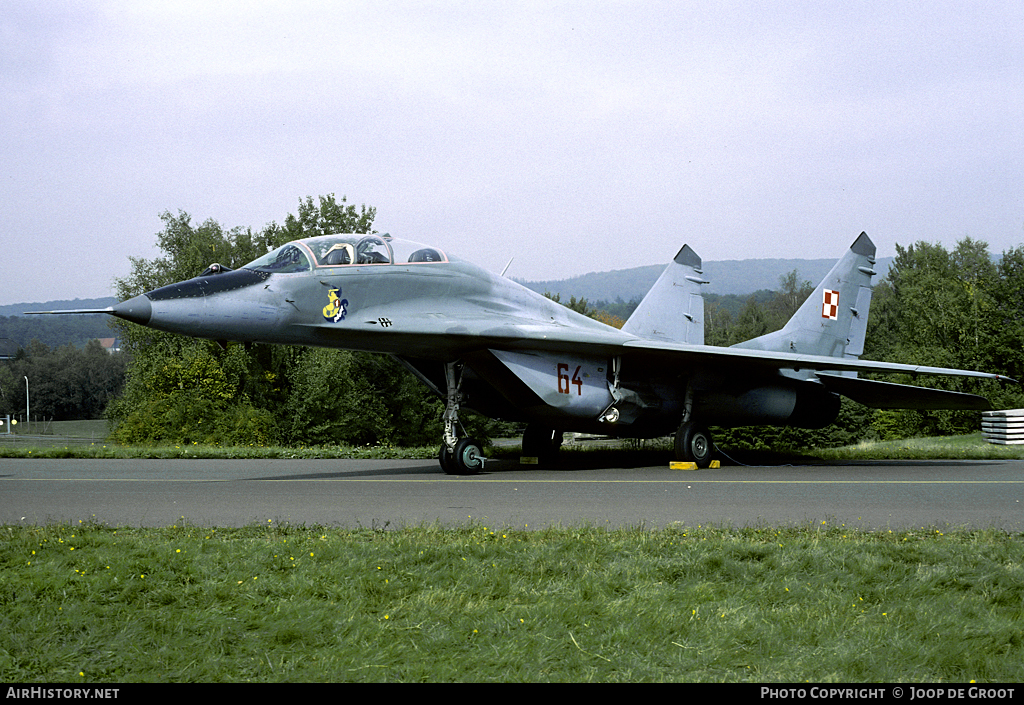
[323,288,349,322]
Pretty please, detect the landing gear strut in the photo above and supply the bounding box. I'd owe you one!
[675,421,713,468]
[674,384,713,469]
[438,361,485,475]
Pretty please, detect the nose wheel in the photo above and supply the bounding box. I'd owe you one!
[438,361,486,475]
[439,437,486,475]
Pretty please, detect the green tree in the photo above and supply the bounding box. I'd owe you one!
[703,299,734,346]
[987,245,1024,383]
[280,348,443,447]
[869,239,996,368]
[277,194,376,240]
[770,270,814,324]
[543,292,591,317]
[712,273,811,347]
[108,342,279,446]
[0,340,126,422]
[0,363,19,419]
[863,237,1019,438]
[727,297,774,345]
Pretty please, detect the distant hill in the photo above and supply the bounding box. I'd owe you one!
[0,297,118,350]
[520,257,894,303]
[0,298,117,319]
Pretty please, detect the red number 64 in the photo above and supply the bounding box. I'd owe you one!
[557,363,583,395]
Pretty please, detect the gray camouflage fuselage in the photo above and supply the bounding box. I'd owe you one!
[36,231,1011,447]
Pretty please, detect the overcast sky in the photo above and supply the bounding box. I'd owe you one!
[3,1,1023,305]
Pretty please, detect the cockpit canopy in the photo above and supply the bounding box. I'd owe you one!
[243,234,447,274]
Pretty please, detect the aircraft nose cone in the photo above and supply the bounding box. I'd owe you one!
[110,294,152,326]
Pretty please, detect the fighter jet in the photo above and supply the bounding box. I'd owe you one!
[30,231,1012,474]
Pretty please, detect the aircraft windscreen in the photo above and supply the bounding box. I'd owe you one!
[244,244,311,273]
[298,234,448,267]
[304,235,392,265]
[388,238,447,264]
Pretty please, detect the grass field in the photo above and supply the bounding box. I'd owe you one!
[3,426,1022,682]
[1,520,1022,682]
[2,418,110,437]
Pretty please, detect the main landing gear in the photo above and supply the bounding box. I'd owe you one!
[438,361,486,475]
[674,421,713,468]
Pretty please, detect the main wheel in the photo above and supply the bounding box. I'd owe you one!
[674,422,713,468]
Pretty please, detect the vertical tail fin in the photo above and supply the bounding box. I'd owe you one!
[621,244,707,344]
[733,232,876,361]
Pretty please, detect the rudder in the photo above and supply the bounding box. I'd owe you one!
[733,232,877,361]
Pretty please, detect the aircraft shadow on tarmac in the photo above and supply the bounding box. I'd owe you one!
[247,463,443,482]
[242,448,1012,482]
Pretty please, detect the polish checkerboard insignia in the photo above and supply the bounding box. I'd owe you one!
[822,289,839,320]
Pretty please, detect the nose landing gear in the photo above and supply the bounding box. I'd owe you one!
[438,361,486,475]
[439,437,486,475]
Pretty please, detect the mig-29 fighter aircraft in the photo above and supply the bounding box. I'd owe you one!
[30,231,1012,474]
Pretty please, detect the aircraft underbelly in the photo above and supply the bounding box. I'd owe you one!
[489,349,613,419]
[694,379,840,429]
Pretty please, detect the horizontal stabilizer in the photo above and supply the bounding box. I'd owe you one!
[816,373,991,411]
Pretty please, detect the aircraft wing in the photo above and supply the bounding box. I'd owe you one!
[301,310,1014,390]
[814,373,993,410]
[619,338,1014,383]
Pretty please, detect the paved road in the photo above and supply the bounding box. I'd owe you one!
[2,457,1023,530]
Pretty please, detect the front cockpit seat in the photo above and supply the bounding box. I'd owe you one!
[323,245,354,265]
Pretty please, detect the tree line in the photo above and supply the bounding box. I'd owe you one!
[0,312,115,351]
[0,340,127,422]
[860,237,1024,439]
